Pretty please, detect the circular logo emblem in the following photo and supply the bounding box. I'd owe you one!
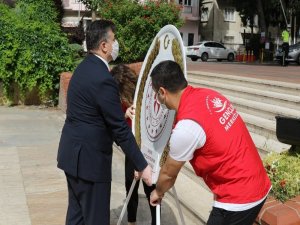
[144,81,169,142]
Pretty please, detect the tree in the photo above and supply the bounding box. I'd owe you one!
[231,0,300,37]
[77,0,102,21]
[98,0,183,63]
[0,1,75,104]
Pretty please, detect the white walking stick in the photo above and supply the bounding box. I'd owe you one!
[117,179,137,225]
[156,203,161,225]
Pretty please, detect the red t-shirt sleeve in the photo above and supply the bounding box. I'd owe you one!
[121,102,132,128]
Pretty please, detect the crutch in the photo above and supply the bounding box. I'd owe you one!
[117,179,137,225]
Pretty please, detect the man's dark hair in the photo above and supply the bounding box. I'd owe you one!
[86,20,116,51]
[150,60,187,93]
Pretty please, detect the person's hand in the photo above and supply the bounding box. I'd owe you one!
[150,189,163,206]
[125,105,135,120]
[134,170,141,180]
[141,165,152,186]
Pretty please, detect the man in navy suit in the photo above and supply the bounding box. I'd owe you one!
[57,20,152,225]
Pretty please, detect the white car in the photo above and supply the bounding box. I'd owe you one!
[186,41,236,62]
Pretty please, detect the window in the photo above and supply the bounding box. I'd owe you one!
[204,42,214,47]
[224,36,234,44]
[214,43,225,49]
[184,0,191,6]
[201,7,209,22]
[224,8,235,22]
[247,15,259,27]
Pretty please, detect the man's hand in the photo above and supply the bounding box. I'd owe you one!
[134,170,141,180]
[125,105,135,120]
[141,165,152,186]
[150,189,163,206]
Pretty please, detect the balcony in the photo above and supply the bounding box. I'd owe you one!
[179,0,200,21]
[62,0,87,11]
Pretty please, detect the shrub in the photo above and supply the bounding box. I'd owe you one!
[0,1,75,104]
[98,0,183,63]
[263,150,300,202]
[62,22,85,45]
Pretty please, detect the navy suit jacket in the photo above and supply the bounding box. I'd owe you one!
[57,54,147,182]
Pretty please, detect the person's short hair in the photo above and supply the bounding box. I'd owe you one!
[150,60,187,93]
[111,64,137,105]
[86,20,116,51]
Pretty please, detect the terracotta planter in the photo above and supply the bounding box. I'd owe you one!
[255,196,300,225]
[126,62,143,77]
[58,72,72,112]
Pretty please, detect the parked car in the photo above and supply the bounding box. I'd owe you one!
[275,42,300,65]
[186,41,236,62]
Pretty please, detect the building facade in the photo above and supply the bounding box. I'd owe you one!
[198,0,259,50]
[61,0,260,51]
[176,0,201,46]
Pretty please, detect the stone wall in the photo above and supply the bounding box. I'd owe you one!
[0,82,41,105]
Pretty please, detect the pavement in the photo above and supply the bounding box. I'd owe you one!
[186,60,300,84]
[0,106,196,225]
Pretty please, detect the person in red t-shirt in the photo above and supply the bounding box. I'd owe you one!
[149,60,271,225]
[111,64,157,225]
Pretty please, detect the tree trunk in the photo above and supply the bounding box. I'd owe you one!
[257,0,266,33]
[92,10,96,21]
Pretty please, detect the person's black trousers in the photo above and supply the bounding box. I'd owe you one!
[125,157,157,225]
[65,173,111,225]
[207,198,266,225]
[282,42,289,66]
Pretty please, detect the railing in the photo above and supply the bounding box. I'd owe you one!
[182,6,192,13]
[182,5,200,20]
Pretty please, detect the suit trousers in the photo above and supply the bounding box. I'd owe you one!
[65,173,111,225]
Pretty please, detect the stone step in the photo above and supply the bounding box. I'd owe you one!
[249,132,290,157]
[188,71,300,97]
[227,95,300,121]
[188,78,300,111]
[239,111,276,140]
[173,163,213,223]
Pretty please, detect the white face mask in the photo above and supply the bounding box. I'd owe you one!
[111,40,119,61]
[157,91,168,110]
[160,102,168,111]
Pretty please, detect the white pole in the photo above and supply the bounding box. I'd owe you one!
[294,15,297,44]
[117,179,137,225]
[156,204,161,225]
[172,187,186,225]
[279,0,288,27]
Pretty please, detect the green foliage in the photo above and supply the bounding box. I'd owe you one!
[69,43,85,65]
[231,0,300,28]
[0,1,75,104]
[263,150,300,202]
[98,0,183,63]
